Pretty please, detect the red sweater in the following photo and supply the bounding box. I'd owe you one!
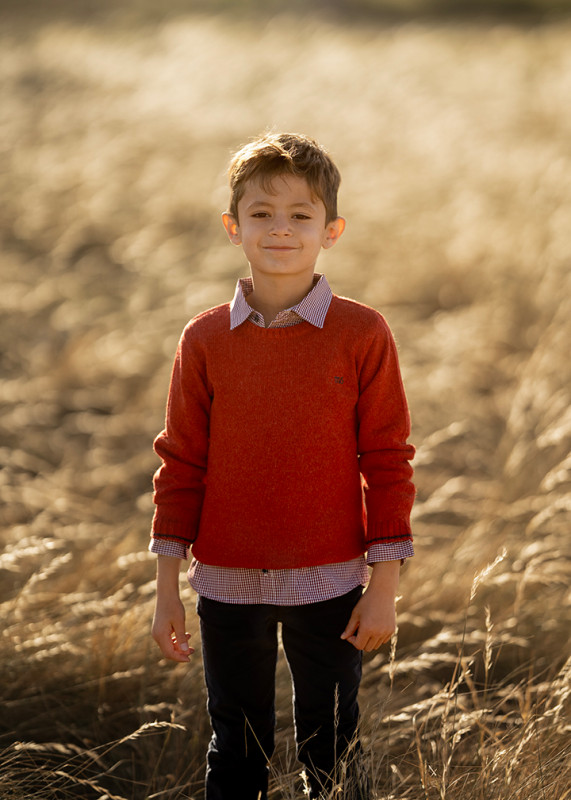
[152,295,415,569]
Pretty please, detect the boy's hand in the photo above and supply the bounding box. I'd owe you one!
[341,560,400,652]
[152,555,194,663]
[152,594,194,662]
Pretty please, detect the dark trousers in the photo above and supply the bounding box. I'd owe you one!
[197,586,368,800]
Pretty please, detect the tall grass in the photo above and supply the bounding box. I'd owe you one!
[0,4,569,798]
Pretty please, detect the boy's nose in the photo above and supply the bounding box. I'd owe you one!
[269,215,292,235]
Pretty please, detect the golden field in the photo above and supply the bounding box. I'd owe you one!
[0,3,570,797]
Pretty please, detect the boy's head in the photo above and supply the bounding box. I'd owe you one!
[227,132,341,225]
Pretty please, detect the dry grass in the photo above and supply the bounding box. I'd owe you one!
[0,3,570,798]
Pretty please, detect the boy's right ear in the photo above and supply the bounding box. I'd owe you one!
[222,212,242,245]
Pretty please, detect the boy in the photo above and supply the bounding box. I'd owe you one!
[150,132,415,800]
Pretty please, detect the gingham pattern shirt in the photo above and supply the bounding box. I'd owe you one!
[151,274,414,604]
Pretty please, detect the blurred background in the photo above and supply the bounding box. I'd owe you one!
[1,0,570,798]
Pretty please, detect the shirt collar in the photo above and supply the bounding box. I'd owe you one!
[229,273,333,330]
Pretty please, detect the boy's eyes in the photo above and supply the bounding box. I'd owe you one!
[250,212,312,220]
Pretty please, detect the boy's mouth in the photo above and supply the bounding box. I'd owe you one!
[264,245,298,251]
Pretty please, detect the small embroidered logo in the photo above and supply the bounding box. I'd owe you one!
[334,376,344,384]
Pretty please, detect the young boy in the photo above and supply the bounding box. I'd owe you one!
[150,132,415,800]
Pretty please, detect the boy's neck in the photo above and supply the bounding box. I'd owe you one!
[247,272,316,328]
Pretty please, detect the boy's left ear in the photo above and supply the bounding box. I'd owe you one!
[322,216,346,249]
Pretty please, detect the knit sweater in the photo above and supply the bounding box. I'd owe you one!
[152,295,415,569]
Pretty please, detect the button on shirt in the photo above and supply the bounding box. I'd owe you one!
[150,274,414,604]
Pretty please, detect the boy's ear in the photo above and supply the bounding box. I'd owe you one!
[322,216,346,250]
[222,212,241,245]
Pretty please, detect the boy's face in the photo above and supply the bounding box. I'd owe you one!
[222,174,344,282]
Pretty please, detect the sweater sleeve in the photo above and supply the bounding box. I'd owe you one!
[151,325,212,553]
[357,315,415,546]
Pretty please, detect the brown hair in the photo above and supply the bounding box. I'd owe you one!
[227,132,341,224]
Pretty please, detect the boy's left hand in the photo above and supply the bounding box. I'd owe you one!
[340,560,400,651]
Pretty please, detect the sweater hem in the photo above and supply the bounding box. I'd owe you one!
[191,544,367,571]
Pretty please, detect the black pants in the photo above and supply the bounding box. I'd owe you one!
[197,586,369,800]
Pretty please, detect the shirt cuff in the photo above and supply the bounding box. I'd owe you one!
[149,537,189,560]
[366,539,414,565]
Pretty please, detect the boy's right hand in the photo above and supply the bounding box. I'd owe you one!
[151,593,194,663]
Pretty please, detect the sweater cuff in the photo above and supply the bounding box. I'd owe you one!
[365,517,412,547]
[151,507,199,548]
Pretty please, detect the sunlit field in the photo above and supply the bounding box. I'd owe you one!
[1,2,570,798]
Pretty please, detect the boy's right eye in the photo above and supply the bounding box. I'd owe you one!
[251,212,270,218]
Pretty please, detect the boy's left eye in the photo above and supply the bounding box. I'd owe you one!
[292,214,311,220]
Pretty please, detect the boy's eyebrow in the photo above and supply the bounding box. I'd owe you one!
[244,199,318,210]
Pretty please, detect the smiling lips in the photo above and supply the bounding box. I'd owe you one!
[264,245,298,251]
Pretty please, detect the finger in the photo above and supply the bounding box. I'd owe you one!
[172,622,190,648]
[174,633,191,652]
[369,631,395,651]
[156,628,190,662]
[178,634,194,655]
[171,631,194,657]
[168,646,192,663]
[166,643,191,662]
[346,630,366,651]
[356,621,379,650]
[340,613,360,641]
[159,636,185,662]
[355,628,387,651]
